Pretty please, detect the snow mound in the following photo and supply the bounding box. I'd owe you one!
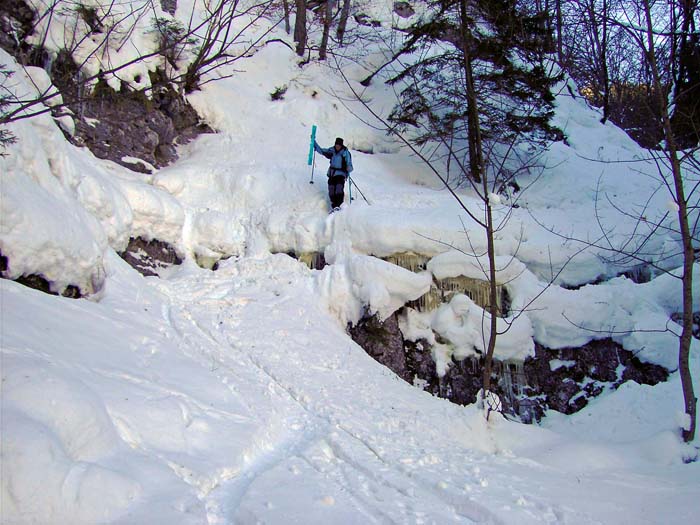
[0,50,186,293]
[315,240,432,324]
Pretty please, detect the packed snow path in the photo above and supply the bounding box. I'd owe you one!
[142,255,507,523]
[3,251,698,524]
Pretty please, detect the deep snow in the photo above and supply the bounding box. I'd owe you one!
[3,255,699,524]
[1,0,699,523]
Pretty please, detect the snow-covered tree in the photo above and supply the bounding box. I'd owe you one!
[337,0,572,415]
[385,0,562,185]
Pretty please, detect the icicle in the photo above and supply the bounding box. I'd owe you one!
[408,284,442,312]
[435,276,503,315]
[43,53,54,74]
[381,252,504,315]
[382,252,430,273]
[510,361,525,397]
[498,360,526,413]
[195,254,219,270]
[624,264,652,283]
[409,277,504,315]
[296,252,325,270]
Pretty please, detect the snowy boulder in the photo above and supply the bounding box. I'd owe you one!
[114,176,185,244]
[315,241,432,325]
[188,209,247,263]
[21,66,77,136]
[23,66,63,108]
[0,114,108,295]
[404,293,535,364]
[427,250,527,282]
[0,52,111,294]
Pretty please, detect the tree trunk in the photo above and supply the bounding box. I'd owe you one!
[643,0,696,443]
[556,0,563,64]
[600,0,610,123]
[670,0,700,148]
[336,0,351,45]
[459,0,483,184]
[459,0,498,406]
[481,183,499,402]
[282,0,291,34]
[319,0,333,60]
[585,0,609,123]
[465,53,482,184]
[294,0,307,56]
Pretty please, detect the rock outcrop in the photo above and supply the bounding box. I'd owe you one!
[119,237,183,277]
[1,0,211,173]
[521,340,669,420]
[1,251,82,298]
[50,60,211,172]
[349,313,412,382]
[350,311,669,423]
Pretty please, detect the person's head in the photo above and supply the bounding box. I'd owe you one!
[334,137,344,151]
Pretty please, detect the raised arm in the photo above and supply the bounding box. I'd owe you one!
[314,141,333,158]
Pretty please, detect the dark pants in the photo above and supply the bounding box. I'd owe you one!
[328,174,346,208]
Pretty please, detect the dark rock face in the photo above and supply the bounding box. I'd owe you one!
[50,55,211,172]
[72,80,210,172]
[12,274,80,298]
[393,2,415,18]
[349,313,412,382]
[522,340,669,418]
[0,0,35,56]
[405,340,484,405]
[350,313,489,404]
[404,339,441,389]
[350,311,669,423]
[119,237,182,277]
[160,0,177,16]
[1,250,83,298]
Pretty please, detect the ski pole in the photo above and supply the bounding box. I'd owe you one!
[348,176,370,205]
[308,124,317,184]
[310,151,316,184]
[348,176,353,202]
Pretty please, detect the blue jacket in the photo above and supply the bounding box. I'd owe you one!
[314,141,353,177]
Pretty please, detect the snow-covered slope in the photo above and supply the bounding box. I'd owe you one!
[3,254,699,524]
[1,1,699,523]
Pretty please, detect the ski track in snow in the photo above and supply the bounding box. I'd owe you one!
[2,247,698,523]
[134,258,601,524]
[158,264,497,524]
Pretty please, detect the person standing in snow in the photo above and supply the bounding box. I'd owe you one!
[314,137,353,212]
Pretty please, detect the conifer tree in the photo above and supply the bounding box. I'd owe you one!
[386,0,562,184]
